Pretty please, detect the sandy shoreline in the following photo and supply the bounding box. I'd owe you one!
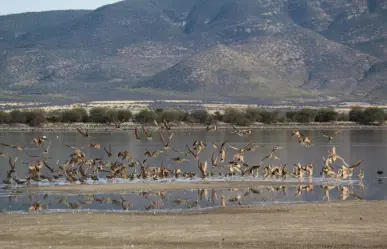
[27,179,339,193]
[1,200,386,249]
[0,122,385,132]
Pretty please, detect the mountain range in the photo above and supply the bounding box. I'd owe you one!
[1,0,387,103]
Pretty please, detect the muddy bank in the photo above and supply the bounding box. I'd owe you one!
[1,201,386,249]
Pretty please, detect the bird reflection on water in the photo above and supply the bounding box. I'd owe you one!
[0,125,384,213]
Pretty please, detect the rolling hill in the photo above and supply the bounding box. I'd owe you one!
[0,0,387,103]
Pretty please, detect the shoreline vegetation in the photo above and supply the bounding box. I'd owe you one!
[0,106,386,131]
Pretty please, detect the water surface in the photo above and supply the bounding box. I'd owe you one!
[0,129,386,212]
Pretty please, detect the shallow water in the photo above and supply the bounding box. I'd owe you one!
[0,181,373,213]
[0,129,386,212]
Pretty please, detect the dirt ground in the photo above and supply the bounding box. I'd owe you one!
[28,180,324,193]
[0,200,386,249]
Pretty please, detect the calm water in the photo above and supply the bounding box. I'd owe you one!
[0,129,386,212]
[0,183,368,213]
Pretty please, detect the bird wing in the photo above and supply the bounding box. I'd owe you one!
[142,125,150,137]
[103,146,111,157]
[320,133,329,138]
[333,130,341,136]
[241,141,253,152]
[76,128,87,137]
[349,160,363,169]
[186,145,198,159]
[172,148,184,154]
[135,127,140,140]
[0,143,13,148]
[64,144,80,150]
[169,133,174,141]
[160,133,166,145]
[211,151,218,166]
[45,141,52,151]
[163,119,171,129]
[228,145,239,151]
[8,156,15,170]
[261,154,269,162]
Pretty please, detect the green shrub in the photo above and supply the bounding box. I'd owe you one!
[0,111,10,123]
[188,110,209,123]
[294,108,318,123]
[89,107,108,123]
[135,109,156,124]
[349,107,363,122]
[9,110,27,123]
[116,109,132,122]
[315,108,338,122]
[362,107,385,124]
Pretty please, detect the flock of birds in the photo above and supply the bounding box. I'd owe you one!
[1,122,379,187]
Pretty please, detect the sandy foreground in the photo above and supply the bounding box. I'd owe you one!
[1,200,386,249]
[28,180,320,193]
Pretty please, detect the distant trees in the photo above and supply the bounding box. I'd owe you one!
[134,109,156,124]
[349,106,385,124]
[61,108,88,123]
[222,108,251,126]
[0,106,384,127]
[188,110,210,124]
[315,108,338,122]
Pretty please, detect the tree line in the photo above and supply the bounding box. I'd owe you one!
[0,106,385,127]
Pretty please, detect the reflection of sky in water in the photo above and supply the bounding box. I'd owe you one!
[0,181,383,213]
[0,129,386,213]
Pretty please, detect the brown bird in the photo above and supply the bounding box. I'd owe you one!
[321,130,341,141]
[160,133,174,150]
[3,154,18,184]
[261,147,283,162]
[206,124,217,132]
[291,130,303,140]
[301,136,313,147]
[104,144,112,157]
[0,152,8,157]
[134,127,141,141]
[76,128,90,139]
[170,157,189,163]
[112,118,124,129]
[118,151,132,161]
[0,143,25,151]
[144,150,164,158]
[211,151,218,168]
[198,160,208,181]
[43,141,51,154]
[31,136,47,147]
[186,144,199,161]
[163,118,172,130]
[142,125,153,140]
[89,143,100,149]
[219,141,227,163]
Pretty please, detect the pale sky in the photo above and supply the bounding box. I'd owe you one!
[0,0,123,15]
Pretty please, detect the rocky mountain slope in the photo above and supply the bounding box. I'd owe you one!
[0,0,386,102]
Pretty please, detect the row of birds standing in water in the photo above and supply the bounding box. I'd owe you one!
[0,121,380,185]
